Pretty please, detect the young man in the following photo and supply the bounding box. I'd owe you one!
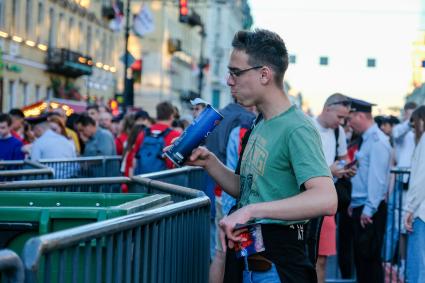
[8,108,25,142]
[0,113,24,160]
[76,114,116,156]
[86,104,100,125]
[312,93,354,283]
[347,98,392,283]
[190,98,207,119]
[187,29,337,282]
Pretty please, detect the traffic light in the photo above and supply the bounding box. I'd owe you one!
[179,0,189,23]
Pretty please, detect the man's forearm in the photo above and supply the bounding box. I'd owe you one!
[205,156,240,198]
[246,177,337,221]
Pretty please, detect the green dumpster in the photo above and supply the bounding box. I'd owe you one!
[0,191,171,253]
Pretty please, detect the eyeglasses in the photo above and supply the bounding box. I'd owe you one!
[228,66,263,79]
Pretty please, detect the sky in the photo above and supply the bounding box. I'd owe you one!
[249,0,422,115]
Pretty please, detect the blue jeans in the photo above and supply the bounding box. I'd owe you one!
[407,218,425,283]
[243,258,281,283]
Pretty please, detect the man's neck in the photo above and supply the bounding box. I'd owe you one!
[0,133,11,139]
[257,89,291,120]
[316,114,329,129]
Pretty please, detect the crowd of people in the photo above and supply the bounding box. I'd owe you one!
[1,28,425,283]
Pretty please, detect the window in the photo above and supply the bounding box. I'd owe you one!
[48,8,55,47]
[212,89,220,108]
[8,81,16,109]
[22,82,29,105]
[78,21,84,51]
[0,0,5,28]
[57,13,64,47]
[319,56,329,66]
[46,87,52,100]
[36,1,44,42]
[367,58,376,68]
[35,85,41,101]
[25,0,33,37]
[69,17,74,49]
[11,0,20,34]
[289,55,296,64]
[86,26,92,55]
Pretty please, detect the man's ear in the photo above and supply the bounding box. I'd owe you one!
[259,67,273,85]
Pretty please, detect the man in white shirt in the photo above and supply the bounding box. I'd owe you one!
[29,116,76,161]
[312,93,353,283]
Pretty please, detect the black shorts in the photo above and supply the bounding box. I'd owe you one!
[223,224,317,283]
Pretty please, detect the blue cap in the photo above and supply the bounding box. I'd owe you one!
[350,98,376,113]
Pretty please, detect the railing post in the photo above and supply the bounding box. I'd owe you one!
[0,249,25,283]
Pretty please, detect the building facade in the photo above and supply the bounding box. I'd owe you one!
[0,0,119,112]
[128,0,252,115]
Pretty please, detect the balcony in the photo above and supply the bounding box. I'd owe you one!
[46,48,93,78]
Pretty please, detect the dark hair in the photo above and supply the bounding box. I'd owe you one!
[0,113,12,126]
[86,104,100,112]
[411,105,425,144]
[232,29,289,87]
[76,114,96,127]
[122,113,135,135]
[156,101,175,121]
[404,102,417,111]
[66,113,81,130]
[9,108,25,119]
[123,124,146,157]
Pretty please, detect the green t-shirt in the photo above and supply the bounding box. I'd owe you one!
[238,105,331,225]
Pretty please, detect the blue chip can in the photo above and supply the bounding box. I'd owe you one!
[164,104,223,166]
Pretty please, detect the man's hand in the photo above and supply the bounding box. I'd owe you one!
[330,161,348,179]
[185,146,214,168]
[344,166,357,178]
[404,212,414,232]
[360,213,373,228]
[218,205,253,251]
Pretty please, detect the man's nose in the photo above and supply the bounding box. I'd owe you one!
[226,74,235,86]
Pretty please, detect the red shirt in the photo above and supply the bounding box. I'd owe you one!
[115,133,128,155]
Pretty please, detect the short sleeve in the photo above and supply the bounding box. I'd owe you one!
[337,125,348,157]
[288,125,332,188]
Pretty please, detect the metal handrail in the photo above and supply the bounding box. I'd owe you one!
[390,167,411,174]
[38,155,122,163]
[133,176,204,199]
[0,249,24,283]
[23,196,210,282]
[0,168,54,177]
[140,166,202,179]
[0,177,130,189]
[0,159,48,170]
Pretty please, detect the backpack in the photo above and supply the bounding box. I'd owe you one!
[134,128,171,175]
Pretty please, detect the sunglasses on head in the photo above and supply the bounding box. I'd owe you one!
[327,100,352,107]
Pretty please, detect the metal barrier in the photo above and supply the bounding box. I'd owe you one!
[38,156,122,179]
[0,249,24,283]
[140,166,207,192]
[22,184,210,283]
[0,177,203,202]
[382,167,411,283]
[0,160,54,181]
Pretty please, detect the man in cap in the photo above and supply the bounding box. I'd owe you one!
[347,98,392,283]
[190,98,208,119]
[29,115,76,160]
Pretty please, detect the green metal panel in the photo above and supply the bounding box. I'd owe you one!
[0,191,171,256]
